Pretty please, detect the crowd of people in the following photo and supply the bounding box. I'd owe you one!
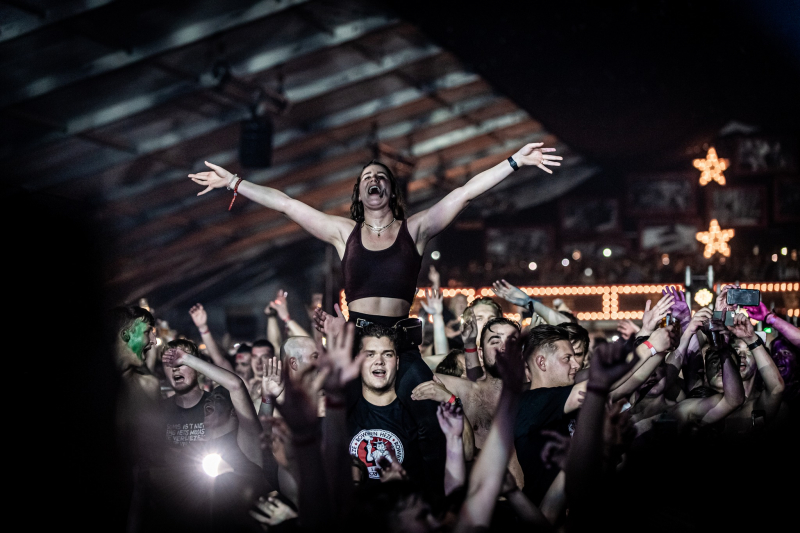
[110,145,798,532]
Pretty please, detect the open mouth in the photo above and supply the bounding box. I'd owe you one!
[173,375,185,383]
[367,185,382,196]
[372,369,386,378]
[204,403,214,416]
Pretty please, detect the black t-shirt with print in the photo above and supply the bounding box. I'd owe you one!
[348,396,428,488]
[164,391,210,446]
[514,386,576,504]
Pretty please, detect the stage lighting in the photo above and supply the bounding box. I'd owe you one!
[602,248,612,257]
[431,251,441,260]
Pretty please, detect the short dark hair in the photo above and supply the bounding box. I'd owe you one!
[357,324,397,351]
[436,349,465,377]
[464,296,503,320]
[480,317,521,349]
[523,324,571,360]
[252,339,275,352]
[560,311,578,323]
[558,322,590,351]
[350,160,406,223]
[236,343,252,354]
[165,338,199,357]
[109,305,155,341]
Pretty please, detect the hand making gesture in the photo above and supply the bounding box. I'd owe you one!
[189,161,237,195]
[512,142,563,174]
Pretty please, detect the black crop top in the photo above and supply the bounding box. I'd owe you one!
[341,219,422,305]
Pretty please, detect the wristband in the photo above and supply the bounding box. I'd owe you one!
[464,347,477,353]
[198,327,209,335]
[643,340,658,356]
[764,312,775,325]
[447,394,456,404]
[282,314,291,324]
[747,337,765,351]
[507,156,519,171]
[586,384,609,396]
[261,395,273,405]
[228,176,242,211]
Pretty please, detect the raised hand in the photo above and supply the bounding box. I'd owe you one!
[162,347,188,368]
[715,284,737,312]
[616,319,640,340]
[496,336,526,387]
[419,287,444,316]
[428,265,441,291]
[313,303,346,338]
[648,324,677,354]
[319,323,364,393]
[436,401,465,438]
[250,495,298,528]
[728,312,756,341]
[684,307,713,337]
[589,342,639,389]
[189,161,236,196]
[458,315,477,349]
[662,286,690,325]
[512,142,562,174]
[743,301,771,322]
[269,290,290,322]
[274,361,328,437]
[188,303,208,329]
[641,295,674,335]
[262,357,284,400]
[411,375,454,402]
[376,447,408,483]
[491,279,530,307]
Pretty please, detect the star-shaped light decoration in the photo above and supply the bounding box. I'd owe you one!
[693,147,729,186]
[696,219,735,258]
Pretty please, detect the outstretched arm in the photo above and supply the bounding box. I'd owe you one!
[457,340,524,530]
[492,279,570,325]
[190,161,353,252]
[270,290,311,338]
[745,302,800,348]
[162,348,262,466]
[189,303,233,372]
[420,288,449,356]
[460,311,483,381]
[437,402,467,496]
[410,144,561,247]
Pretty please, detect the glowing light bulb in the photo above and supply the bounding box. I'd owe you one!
[561,258,570,267]
[602,248,612,257]
[572,250,581,260]
[781,247,787,256]
[772,254,778,262]
[528,262,538,271]
[584,268,593,277]
[694,288,713,307]
[431,251,441,260]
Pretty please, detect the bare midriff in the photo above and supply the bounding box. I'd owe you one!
[347,296,411,318]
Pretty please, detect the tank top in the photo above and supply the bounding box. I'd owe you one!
[341,219,422,305]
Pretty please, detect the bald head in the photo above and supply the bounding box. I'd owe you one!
[280,337,319,372]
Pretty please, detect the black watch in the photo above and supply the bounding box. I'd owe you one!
[747,337,765,351]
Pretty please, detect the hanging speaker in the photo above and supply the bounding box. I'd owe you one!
[239,116,273,168]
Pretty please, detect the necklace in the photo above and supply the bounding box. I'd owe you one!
[364,217,395,236]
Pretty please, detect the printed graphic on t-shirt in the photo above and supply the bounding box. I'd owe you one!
[349,429,405,479]
[166,422,205,446]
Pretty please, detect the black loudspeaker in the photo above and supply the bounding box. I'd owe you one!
[239,116,273,168]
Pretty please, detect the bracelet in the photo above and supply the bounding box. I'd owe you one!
[226,174,239,190]
[464,347,477,353]
[198,327,209,335]
[586,384,610,396]
[764,312,775,325]
[447,394,456,404]
[282,315,292,324]
[228,176,243,211]
[507,156,519,171]
[643,340,658,356]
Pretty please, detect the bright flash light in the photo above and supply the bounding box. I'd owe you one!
[203,454,222,477]
[561,258,570,267]
[155,338,162,346]
[611,335,619,342]
[602,248,612,257]
[431,251,441,260]
[528,262,538,271]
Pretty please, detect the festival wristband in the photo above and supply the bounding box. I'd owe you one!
[447,395,456,404]
[643,340,658,356]
[198,327,209,335]
[464,347,477,353]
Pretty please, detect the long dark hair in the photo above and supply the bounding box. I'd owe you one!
[350,160,406,222]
